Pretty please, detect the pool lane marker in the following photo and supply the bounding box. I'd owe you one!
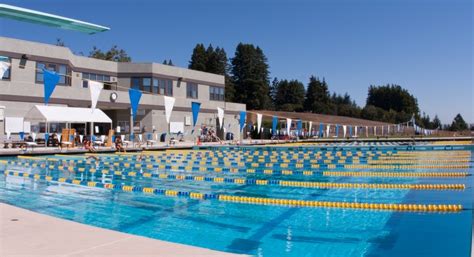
[323,171,470,178]
[52,167,467,191]
[1,170,463,213]
[4,159,471,180]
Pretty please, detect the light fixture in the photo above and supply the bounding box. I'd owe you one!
[19,54,28,69]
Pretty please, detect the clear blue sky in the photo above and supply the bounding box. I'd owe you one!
[1,0,472,124]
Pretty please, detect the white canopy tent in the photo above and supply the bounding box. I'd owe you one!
[24,105,112,138]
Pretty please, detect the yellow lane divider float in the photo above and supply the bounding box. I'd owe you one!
[2,170,463,213]
[323,171,469,178]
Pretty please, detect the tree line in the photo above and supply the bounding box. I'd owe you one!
[59,38,468,132]
[187,43,469,131]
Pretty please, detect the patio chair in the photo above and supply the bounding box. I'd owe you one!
[146,133,157,147]
[123,134,133,148]
[24,132,39,151]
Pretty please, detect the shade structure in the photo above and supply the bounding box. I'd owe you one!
[25,105,112,123]
[0,4,109,34]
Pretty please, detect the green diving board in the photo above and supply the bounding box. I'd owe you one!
[0,4,110,34]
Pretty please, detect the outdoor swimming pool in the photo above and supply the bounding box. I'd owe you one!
[0,146,472,257]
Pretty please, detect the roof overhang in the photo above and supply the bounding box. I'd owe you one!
[25,105,112,123]
[0,4,110,34]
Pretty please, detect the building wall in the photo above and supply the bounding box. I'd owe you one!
[0,37,245,139]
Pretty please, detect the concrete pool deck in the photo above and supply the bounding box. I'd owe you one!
[0,203,247,257]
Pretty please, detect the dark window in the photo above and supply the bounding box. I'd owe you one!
[1,57,11,80]
[131,77,141,90]
[36,62,71,86]
[130,77,173,96]
[82,72,111,88]
[186,82,198,99]
[209,86,224,101]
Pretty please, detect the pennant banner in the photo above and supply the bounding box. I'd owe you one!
[164,96,175,124]
[128,89,142,120]
[239,111,246,131]
[297,120,302,136]
[319,123,324,137]
[0,61,10,78]
[326,124,331,137]
[43,69,60,105]
[191,102,201,127]
[308,122,313,136]
[257,113,263,134]
[272,116,278,135]
[89,81,103,112]
[343,125,347,138]
[286,118,292,136]
[335,124,340,137]
[349,126,353,137]
[217,107,224,129]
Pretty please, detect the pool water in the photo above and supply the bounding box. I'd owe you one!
[0,146,472,257]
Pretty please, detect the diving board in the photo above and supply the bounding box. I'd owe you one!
[0,4,109,34]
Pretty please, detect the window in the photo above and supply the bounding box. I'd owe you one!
[1,57,11,80]
[36,62,71,86]
[187,82,198,99]
[131,77,173,96]
[131,78,140,89]
[82,72,112,88]
[209,86,224,101]
[142,78,151,92]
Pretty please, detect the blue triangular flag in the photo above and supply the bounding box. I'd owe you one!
[128,89,142,120]
[43,69,60,105]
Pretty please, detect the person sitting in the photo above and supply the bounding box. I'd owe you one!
[84,138,96,153]
[115,136,125,152]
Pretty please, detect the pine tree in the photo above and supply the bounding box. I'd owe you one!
[449,113,468,131]
[188,43,208,71]
[274,79,305,111]
[231,43,271,110]
[432,115,442,129]
[304,76,331,113]
[168,59,174,66]
[162,60,168,65]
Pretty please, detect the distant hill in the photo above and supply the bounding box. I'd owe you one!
[249,110,390,126]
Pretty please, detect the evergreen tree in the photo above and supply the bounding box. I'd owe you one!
[432,115,442,129]
[274,79,305,111]
[449,113,468,131]
[162,60,168,65]
[304,76,331,114]
[188,43,208,71]
[366,84,419,115]
[168,59,174,66]
[231,43,271,110]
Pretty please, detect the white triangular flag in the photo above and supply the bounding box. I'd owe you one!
[366,126,369,137]
[374,126,377,136]
[355,126,358,137]
[217,107,224,129]
[309,122,313,136]
[0,61,10,78]
[286,118,292,136]
[89,81,103,112]
[79,135,83,143]
[343,125,347,138]
[256,113,263,134]
[164,96,175,124]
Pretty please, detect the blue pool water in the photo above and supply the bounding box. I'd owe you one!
[0,146,472,257]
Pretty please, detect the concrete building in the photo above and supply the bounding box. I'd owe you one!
[0,36,246,140]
